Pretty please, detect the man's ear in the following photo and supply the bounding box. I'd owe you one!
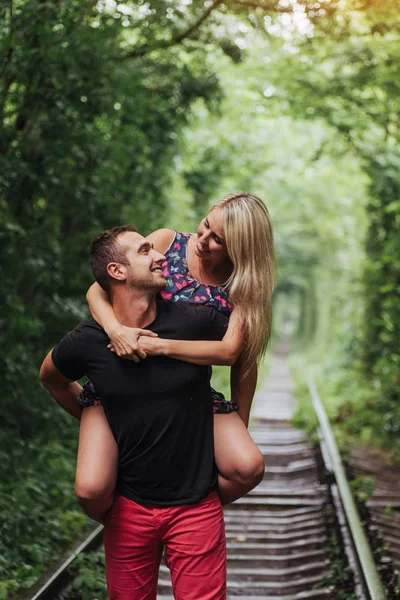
[107,262,127,282]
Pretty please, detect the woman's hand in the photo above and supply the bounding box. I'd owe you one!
[137,336,167,357]
[107,325,158,362]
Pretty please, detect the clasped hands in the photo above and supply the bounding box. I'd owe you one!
[107,325,165,362]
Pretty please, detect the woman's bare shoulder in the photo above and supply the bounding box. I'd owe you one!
[147,228,176,254]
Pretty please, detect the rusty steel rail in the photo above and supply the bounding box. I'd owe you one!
[306,375,388,600]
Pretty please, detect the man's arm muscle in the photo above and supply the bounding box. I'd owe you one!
[40,352,82,420]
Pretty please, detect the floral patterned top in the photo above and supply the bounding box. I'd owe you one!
[159,231,232,318]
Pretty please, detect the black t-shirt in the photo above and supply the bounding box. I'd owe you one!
[52,300,228,507]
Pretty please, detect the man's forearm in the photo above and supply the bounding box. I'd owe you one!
[44,381,83,420]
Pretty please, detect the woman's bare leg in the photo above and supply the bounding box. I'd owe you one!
[75,405,118,522]
[214,412,264,505]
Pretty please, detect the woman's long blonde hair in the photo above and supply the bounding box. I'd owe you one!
[211,192,275,369]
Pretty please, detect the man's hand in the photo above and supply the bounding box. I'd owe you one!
[106,326,158,362]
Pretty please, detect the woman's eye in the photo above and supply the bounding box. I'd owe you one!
[204,220,209,228]
[214,237,223,245]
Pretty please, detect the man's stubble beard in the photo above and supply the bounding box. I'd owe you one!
[128,271,167,294]
[150,278,167,294]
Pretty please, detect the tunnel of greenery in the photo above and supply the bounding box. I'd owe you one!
[0,0,399,595]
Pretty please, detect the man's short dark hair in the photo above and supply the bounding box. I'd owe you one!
[90,225,137,293]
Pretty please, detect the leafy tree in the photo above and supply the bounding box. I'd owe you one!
[0,1,222,591]
[1,1,342,593]
[3,0,399,594]
[258,0,400,450]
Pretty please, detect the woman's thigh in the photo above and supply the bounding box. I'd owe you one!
[213,412,264,481]
[76,405,118,493]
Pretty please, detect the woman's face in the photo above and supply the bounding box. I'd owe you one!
[195,208,230,263]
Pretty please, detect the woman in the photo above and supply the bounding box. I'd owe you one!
[76,192,275,517]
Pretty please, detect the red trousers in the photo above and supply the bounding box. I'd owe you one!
[103,491,226,600]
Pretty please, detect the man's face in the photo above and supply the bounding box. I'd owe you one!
[116,231,166,292]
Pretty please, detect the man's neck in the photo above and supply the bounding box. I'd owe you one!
[111,290,157,329]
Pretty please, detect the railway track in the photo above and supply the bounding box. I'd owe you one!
[25,347,399,599]
[159,420,335,599]
[348,445,400,596]
[158,350,345,599]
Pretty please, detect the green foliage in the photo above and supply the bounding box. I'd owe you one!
[271,1,400,448]
[0,1,224,593]
[68,550,107,600]
[2,0,400,595]
[211,366,230,401]
[0,418,93,593]
[349,475,375,504]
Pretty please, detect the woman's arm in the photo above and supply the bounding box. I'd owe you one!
[86,229,175,360]
[86,283,150,361]
[137,311,244,366]
[86,282,120,337]
[230,356,258,427]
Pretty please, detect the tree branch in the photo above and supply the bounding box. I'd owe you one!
[232,1,295,13]
[174,0,224,42]
[121,0,224,59]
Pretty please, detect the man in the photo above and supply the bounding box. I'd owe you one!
[40,225,227,600]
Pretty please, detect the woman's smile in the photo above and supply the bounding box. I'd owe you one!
[196,241,209,255]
